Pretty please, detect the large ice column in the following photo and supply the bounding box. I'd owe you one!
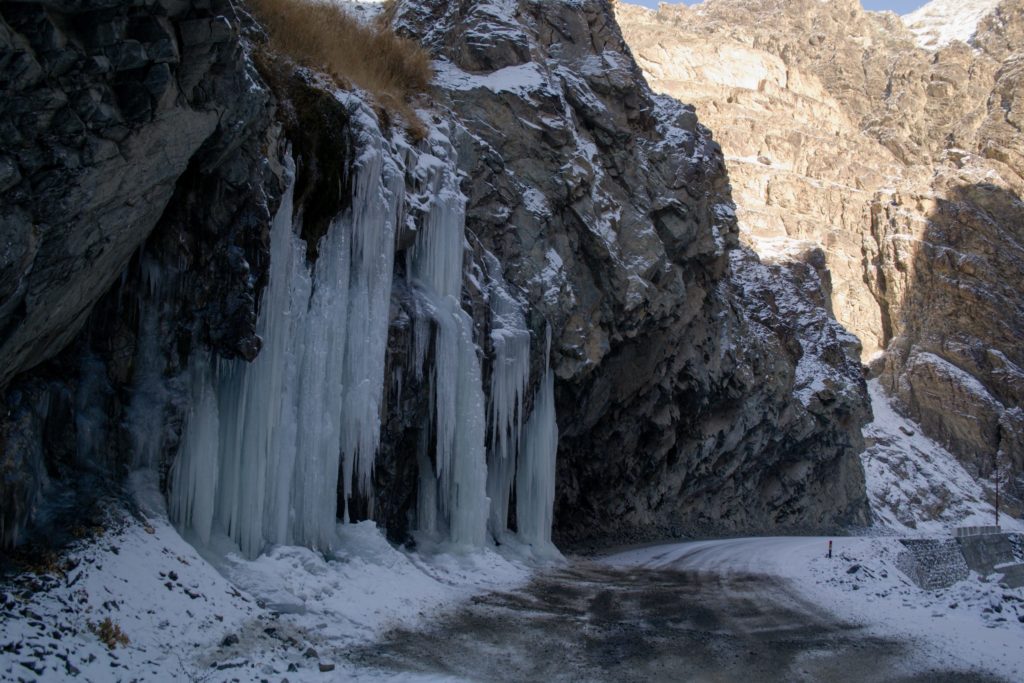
[170,165,312,556]
[338,144,405,514]
[409,127,489,548]
[168,358,221,546]
[484,253,531,537]
[515,328,559,557]
[170,104,405,558]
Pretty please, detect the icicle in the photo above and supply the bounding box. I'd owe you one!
[75,354,110,468]
[170,163,309,557]
[415,423,438,535]
[410,128,489,548]
[447,314,489,546]
[338,143,403,513]
[125,256,171,470]
[484,253,531,537]
[168,357,220,546]
[515,326,560,558]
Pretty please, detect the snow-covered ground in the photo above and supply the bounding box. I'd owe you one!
[861,378,1023,535]
[603,535,1024,681]
[334,0,387,24]
[902,0,1002,50]
[0,472,530,682]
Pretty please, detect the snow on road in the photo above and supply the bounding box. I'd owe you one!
[4,487,1023,681]
[604,535,1024,682]
[5,383,1023,681]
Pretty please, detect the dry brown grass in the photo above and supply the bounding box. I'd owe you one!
[250,0,431,135]
[380,0,399,27]
[89,617,130,650]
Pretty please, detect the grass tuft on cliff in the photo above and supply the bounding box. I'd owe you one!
[250,0,431,134]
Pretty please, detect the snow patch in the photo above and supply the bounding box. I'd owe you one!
[522,187,551,217]
[861,379,1023,534]
[0,481,529,682]
[530,248,574,307]
[903,0,1002,50]
[434,60,552,98]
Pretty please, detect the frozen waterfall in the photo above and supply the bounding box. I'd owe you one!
[515,328,559,558]
[484,254,530,539]
[169,120,403,557]
[480,258,560,559]
[408,128,489,548]
[168,111,560,561]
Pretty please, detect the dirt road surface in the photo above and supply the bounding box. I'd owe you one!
[346,563,1004,682]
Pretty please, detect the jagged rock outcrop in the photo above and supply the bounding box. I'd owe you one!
[618,0,1024,514]
[1,0,872,549]
[390,0,869,545]
[0,0,280,387]
[0,0,285,546]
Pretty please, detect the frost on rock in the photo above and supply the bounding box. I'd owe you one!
[530,248,574,307]
[904,351,1003,409]
[729,249,864,411]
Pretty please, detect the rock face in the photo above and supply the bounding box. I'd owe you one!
[392,0,869,545]
[0,0,279,388]
[0,0,284,546]
[618,0,1024,513]
[1,0,872,549]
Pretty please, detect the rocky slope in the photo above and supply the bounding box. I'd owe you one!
[1,0,871,552]
[618,0,1024,515]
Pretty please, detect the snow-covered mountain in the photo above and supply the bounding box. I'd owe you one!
[903,0,1003,49]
